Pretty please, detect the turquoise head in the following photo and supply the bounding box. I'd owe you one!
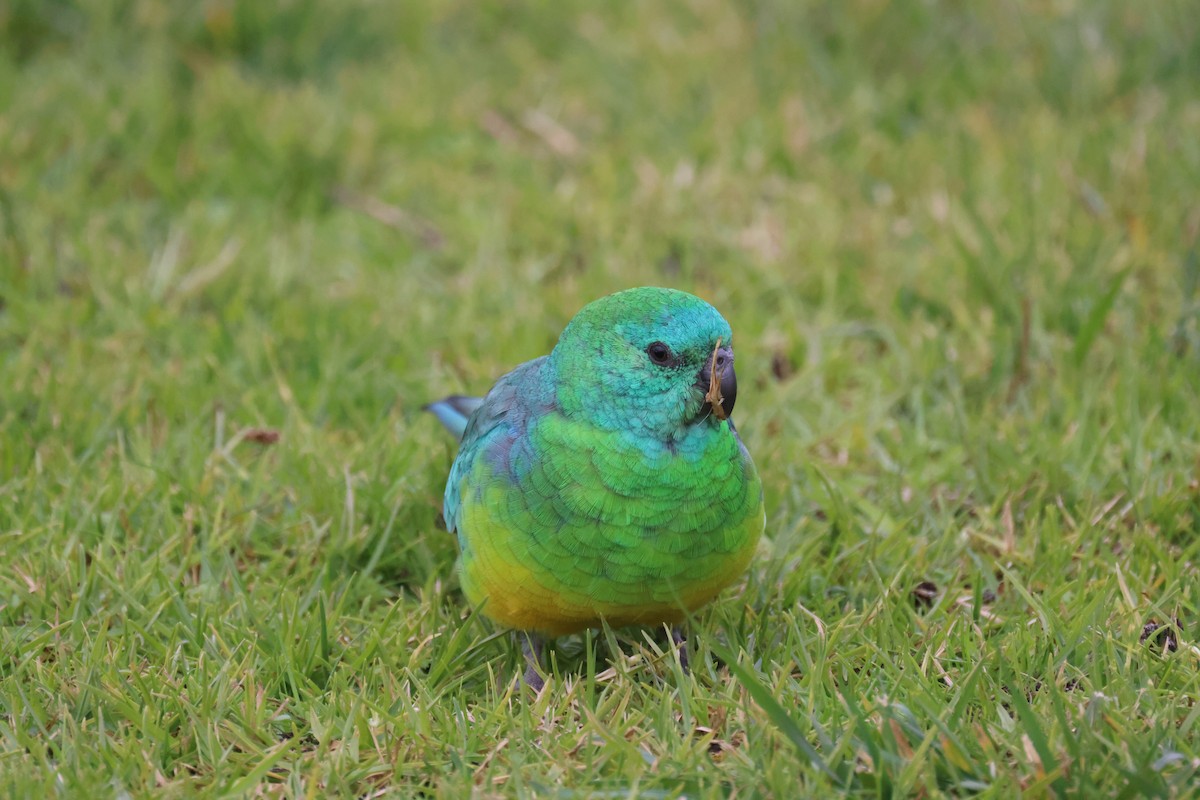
[548,287,738,439]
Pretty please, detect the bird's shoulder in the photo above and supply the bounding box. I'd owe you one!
[457,356,551,450]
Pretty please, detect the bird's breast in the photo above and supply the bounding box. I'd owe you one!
[454,412,764,635]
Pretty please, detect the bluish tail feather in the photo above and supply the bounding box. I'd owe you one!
[424,395,485,440]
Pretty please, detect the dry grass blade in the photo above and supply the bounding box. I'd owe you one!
[705,337,726,420]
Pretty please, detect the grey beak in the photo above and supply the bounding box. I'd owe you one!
[697,346,737,419]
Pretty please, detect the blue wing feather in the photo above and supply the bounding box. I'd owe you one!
[423,395,485,440]
[427,357,551,537]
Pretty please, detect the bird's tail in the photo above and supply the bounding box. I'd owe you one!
[423,395,484,440]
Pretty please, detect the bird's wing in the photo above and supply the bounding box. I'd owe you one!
[442,356,549,535]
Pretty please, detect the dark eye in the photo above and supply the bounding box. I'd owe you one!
[646,341,673,365]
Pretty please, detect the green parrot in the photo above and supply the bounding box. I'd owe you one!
[426,287,764,689]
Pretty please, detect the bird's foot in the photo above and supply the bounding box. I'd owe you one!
[518,631,546,692]
[670,626,690,675]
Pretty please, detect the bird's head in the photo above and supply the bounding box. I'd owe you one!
[549,287,739,439]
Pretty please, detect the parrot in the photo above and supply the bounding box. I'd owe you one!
[425,287,764,689]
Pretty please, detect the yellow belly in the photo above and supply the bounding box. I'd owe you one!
[458,500,765,637]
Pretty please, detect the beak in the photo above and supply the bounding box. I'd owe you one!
[696,345,737,420]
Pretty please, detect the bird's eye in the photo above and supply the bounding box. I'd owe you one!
[646,341,673,365]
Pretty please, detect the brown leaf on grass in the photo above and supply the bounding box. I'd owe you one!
[912,581,938,609]
[1141,618,1182,653]
[1001,497,1016,553]
[955,593,1001,622]
[694,726,720,754]
[706,729,746,761]
[473,738,509,786]
[1021,734,1045,779]
[770,350,795,382]
[521,109,581,157]
[888,719,914,760]
[241,428,280,445]
[1006,294,1032,402]
[479,110,521,145]
[13,567,40,593]
[331,188,445,249]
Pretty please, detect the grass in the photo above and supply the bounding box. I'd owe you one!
[2,0,1199,796]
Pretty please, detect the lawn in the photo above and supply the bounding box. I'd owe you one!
[2,0,1199,796]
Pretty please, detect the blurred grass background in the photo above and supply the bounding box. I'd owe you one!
[2,0,1199,796]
